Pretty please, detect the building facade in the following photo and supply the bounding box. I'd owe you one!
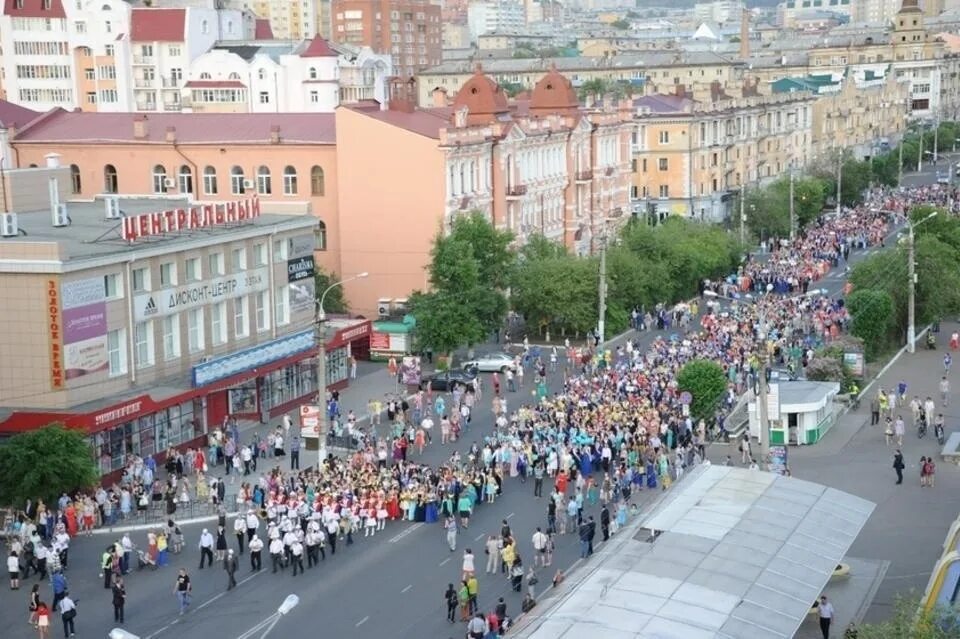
[330,0,441,79]
[467,0,526,42]
[335,68,633,316]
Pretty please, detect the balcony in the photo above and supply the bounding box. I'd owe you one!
[575,169,593,182]
[162,77,179,88]
[132,55,154,65]
[162,103,181,112]
[506,184,527,199]
[134,78,154,88]
[137,102,157,112]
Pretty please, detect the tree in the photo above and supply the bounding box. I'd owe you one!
[511,251,598,337]
[611,18,631,29]
[847,288,895,359]
[409,289,484,355]
[578,78,607,102]
[315,268,347,314]
[677,360,727,421]
[0,424,99,508]
[853,595,960,638]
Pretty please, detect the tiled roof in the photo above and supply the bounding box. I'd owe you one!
[184,80,246,88]
[0,100,39,128]
[254,18,274,39]
[351,106,452,139]
[13,111,336,145]
[3,0,64,18]
[300,36,338,57]
[130,8,186,43]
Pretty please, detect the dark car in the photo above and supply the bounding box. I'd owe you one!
[420,369,477,392]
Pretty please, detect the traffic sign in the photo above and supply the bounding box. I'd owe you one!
[680,391,692,405]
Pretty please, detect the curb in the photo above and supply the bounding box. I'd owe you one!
[90,511,240,535]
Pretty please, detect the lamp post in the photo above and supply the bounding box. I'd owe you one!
[236,595,300,639]
[907,212,937,354]
[788,163,796,241]
[315,271,368,467]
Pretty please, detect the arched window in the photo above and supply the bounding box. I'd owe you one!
[310,166,325,196]
[199,72,211,79]
[258,69,266,80]
[203,166,218,195]
[315,220,327,251]
[201,19,209,34]
[231,166,245,195]
[228,72,240,80]
[152,164,167,194]
[69,164,81,194]
[104,164,118,193]
[256,165,271,195]
[227,20,233,34]
[283,166,298,195]
[178,164,193,194]
[102,4,111,9]
[309,67,317,80]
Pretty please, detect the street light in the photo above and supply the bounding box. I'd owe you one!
[315,271,369,466]
[236,594,300,639]
[906,212,937,353]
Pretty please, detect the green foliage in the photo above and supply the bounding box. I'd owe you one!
[511,249,599,337]
[576,78,635,102]
[847,289,895,359]
[610,18,631,29]
[0,424,99,507]
[410,212,514,353]
[315,268,347,314]
[805,355,844,382]
[677,360,727,421]
[852,595,960,638]
[743,176,828,239]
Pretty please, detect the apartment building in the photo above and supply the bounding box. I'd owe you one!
[245,0,323,40]
[467,0,526,42]
[629,84,816,222]
[330,0,441,79]
[0,0,74,111]
[183,37,392,113]
[335,68,633,314]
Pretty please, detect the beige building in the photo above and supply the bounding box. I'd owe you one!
[630,83,816,222]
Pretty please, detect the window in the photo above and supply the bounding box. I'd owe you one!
[309,67,317,79]
[178,165,193,194]
[253,243,267,266]
[131,267,150,292]
[211,302,227,345]
[203,166,218,195]
[658,158,668,171]
[162,315,180,360]
[104,44,114,56]
[134,321,155,369]
[275,285,290,326]
[103,273,122,299]
[233,296,249,338]
[310,90,319,103]
[273,238,288,262]
[107,328,127,376]
[185,257,201,282]
[310,165,325,196]
[201,19,209,34]
[69,164,81,194]
[659,184,670,198]
[208,252,224,276]
[283,166,298,195]
[256,165,271,195]
[231,166,245,195]
[104,164,118,193]
[152,164,167,194]
[169,45,180,57]
[259,91,270,104]
[159,262,177,287]
[231,247,246,271]
[255,290,270,333]
[84,67,94,79]
[257,69,265,80]
[659,130,669,144]
[74,21,86,33]
[316,221,327,251]
[187,308,204,353]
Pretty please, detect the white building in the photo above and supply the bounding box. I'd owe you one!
[694,0,745,24]
[0,0,75,111]
[182,37,391,113]
[467,0,526,42]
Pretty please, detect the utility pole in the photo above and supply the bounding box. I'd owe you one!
[597,232,608,343]
[314,310,328,466]
[918,127,924,173]
[756,356,770,466]
[934,110,940,165]
[835,149,843,213]
[789,167,796,241]
[739,184,746,245]
[898,136,904,187]
[907,222,917,354]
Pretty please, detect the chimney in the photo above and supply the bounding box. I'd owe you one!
[44,153,61,169]
[432,87,448,107]
[165,126,176,143]
[270,125,280,144]
[674,83,686,97]
[133,114,148,140]
[740,9,750,60]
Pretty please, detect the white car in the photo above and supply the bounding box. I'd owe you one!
[461,352,517,373]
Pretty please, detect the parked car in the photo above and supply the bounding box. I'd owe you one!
[419,369,477,392]
[937,172,950,184]
[461,352,517,373]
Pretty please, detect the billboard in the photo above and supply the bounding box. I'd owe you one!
[62,276,108,380]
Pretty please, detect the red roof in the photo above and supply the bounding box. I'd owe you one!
[3,0,64,18]
[12,110,336,145]
[130,8,186,43]
[352,106,452,140]
[0,100,39,128]
[184,80,246,88]
[255,18,274,39]
[300,37,338,58]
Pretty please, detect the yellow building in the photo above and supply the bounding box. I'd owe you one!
[630,83,816,221]
[250,0,328,40]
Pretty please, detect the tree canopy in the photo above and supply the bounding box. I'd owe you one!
[0,424,99,508]
[677,359,727,421]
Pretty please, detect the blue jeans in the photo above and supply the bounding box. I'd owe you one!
[580,539,589,558]
[177,591,190,614]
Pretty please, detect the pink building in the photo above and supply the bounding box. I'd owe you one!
[335,66,633,316]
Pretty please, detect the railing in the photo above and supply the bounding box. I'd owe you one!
[132,55,154,64]
[506,184,528,197]
[161,77,179,88]
[133,78,154,88]
[162,103,181,112]
[576,169,593,181]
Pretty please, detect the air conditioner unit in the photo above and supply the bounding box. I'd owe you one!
[1,212,18,237]
[163,177,176,188]
[52,203,70,227]
[392,297,408,313]
[377,297,391,318]
[243,179,255,189]
[104,196,122,220]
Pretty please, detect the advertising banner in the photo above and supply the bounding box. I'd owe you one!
[287,256,315,283]
[289,279,316,314]
[400,355,422,386]
[46,279,64,389]
[300,404,321,438]
[134,267,269,321]
[62,276,109,380]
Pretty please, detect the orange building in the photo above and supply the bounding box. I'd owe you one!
[331,0,441,79]
[335,66,633,316]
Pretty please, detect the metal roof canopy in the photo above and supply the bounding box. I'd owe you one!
[516,465,875,639]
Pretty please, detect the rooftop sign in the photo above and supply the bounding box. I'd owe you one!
[121,196,261,241]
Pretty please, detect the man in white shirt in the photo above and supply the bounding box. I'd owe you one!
[817,595,834,639]
[248,535,263,571]
[531,527,549,568]
[269,537,284,573]
[59,593,77,637]
[421,416,434,444]
[198,529,214,569]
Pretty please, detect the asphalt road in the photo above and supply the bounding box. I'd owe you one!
[0,173,935,639]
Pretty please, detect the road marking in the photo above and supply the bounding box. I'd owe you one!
[439,557,451,566]
[356,616,370,627]
[389,522,423,543]
[474,533,485,541]
[401,584,413,593]
[144,569,263,639]
[144,620,179,639]
[506,512,515,519]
